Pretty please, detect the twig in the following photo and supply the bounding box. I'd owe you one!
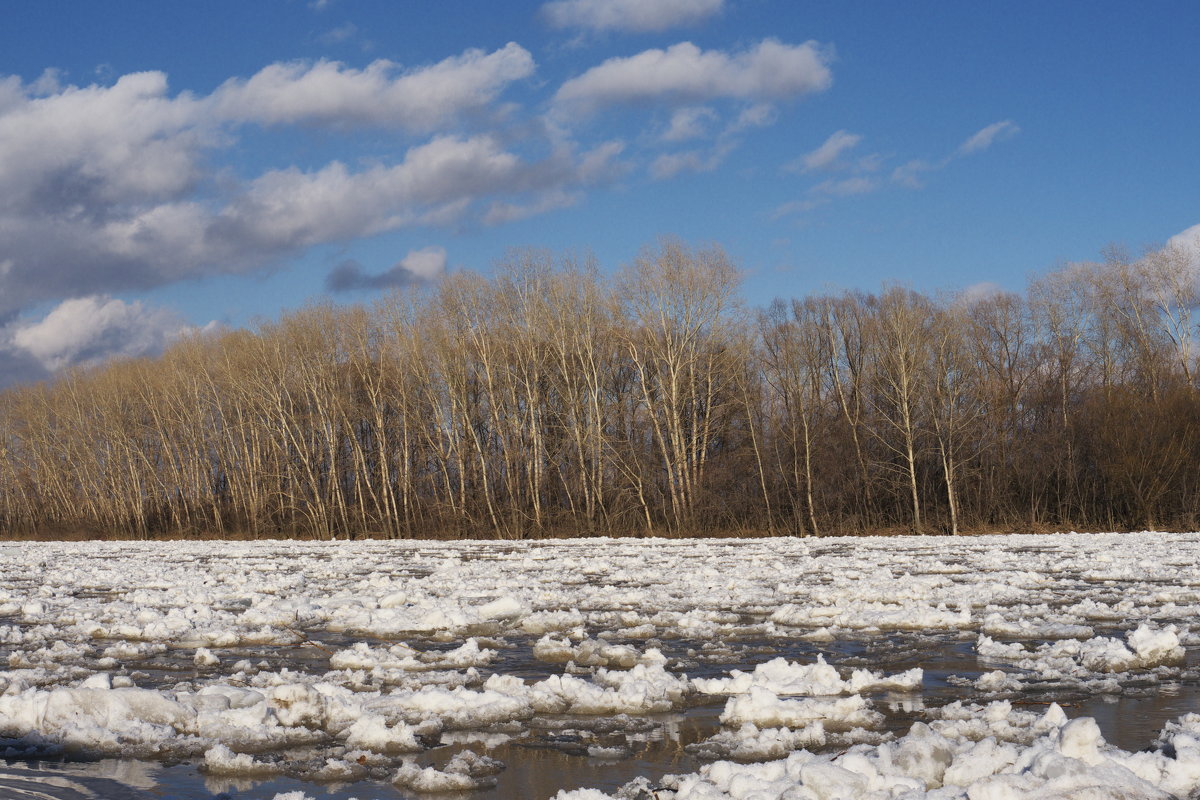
[282,624,336,656]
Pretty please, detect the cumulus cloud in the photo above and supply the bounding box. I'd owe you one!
[554,39,832,115]
[956,119,1020,156]
[1167,223,1200,257]
[542,0,724,33]
[216,136,523,247]
[1162,223,1200,274]
[787,130,862,173]
[6,296,198,373]
[0,60,619,323]
[0,70,207,212]
[0,71,216,316]
[210,134,624,251]
[212,43,535,131]
[661,106,716,142]
[326,246,448,292]
[29,67,65,96]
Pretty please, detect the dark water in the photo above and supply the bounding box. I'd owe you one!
[3,630,1199,800]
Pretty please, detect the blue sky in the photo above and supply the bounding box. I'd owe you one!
[1,0,1198,384]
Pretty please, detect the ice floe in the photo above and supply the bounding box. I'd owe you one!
[558,701,1200,799]
[0,532,1198,797]
[693,655,921,697]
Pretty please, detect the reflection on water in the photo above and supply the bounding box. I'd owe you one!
[0,760,160,800]
[4,630,1200,800]
[1080,691,1198,754]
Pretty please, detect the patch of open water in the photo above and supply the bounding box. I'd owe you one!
[3,629,1199,799]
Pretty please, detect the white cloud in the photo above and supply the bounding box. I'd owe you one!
[213,43,535,131]
[891,158,933,188]
[649,143,733,180]
[956,281,1005,306]
[29,67,64,96]
[542,0,724,32]
[787,130,862,173]
[230,136,628,250]
[726,102,777,134]
[317,22,358,45]
[856,152,884,173]
[1167,223,1200,257]
[0,61,617,323]
[771,175,879,219]
[0,70,207,210]
[650,102,775,180]
[1164,223,1200,274]
[774,120,1018,221]
[9,296,198,372]
[888,120,1018,189]
[574,139,628,182]
[398,245,448,280]
[661,106,716,142]
[484,190,581,225]
[215,135,623,248]
[554,39,832,115]
[0,76,23,112]
[0,71,215,314]
[221,136,523,246]
[956,120,1020,156]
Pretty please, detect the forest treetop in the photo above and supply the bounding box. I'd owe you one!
[2,237,1198,540]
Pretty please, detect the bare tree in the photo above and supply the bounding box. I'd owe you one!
[617,238,742,533]
[867,288,934,533]
[4,236,1200,540]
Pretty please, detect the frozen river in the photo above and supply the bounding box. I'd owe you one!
[1,533,1199,799]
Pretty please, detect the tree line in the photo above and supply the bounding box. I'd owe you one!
[2,238,1199,540]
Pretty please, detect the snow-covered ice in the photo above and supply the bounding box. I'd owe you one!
[559,701,1200,799]
[693,654,922,696]
[0,532,1197,798]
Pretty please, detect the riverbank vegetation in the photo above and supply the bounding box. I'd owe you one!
[3,238,1199,539]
